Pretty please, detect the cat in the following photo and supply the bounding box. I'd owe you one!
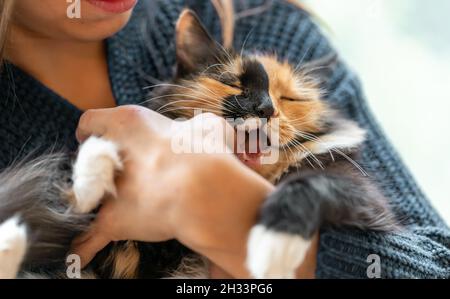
[0,9,397,279]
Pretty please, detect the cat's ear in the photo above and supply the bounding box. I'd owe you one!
[300,53,339,84]
[175,9,223,77]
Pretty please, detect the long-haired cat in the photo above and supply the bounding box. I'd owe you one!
[0,10,396,279]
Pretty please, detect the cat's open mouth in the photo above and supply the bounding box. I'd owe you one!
[235,119,271,168]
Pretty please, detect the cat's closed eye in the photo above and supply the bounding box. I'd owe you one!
[223,82,241,89]
[280,96,306,102]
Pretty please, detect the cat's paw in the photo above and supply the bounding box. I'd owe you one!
[72,136,123,213]
[246,224,311,279]
[0,217,27,279]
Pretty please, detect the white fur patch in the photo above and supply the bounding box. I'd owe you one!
[0,217,27,279]
[307,119,366,156]
[246,225,311,279]
[72,137,123,213]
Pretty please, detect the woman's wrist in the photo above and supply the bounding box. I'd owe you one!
[171,154,274,278]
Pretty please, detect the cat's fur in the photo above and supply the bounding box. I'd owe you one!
[0,10,397,279]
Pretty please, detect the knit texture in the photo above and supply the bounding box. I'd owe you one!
[0,0,449,278]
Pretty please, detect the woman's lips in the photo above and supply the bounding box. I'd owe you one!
[86,0,138,14]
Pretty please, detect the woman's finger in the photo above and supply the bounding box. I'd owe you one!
[76,108,116,142]
[76,105,174,143]
[71,231,111,268]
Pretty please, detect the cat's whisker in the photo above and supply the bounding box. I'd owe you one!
[156,99,228,115]
[143,83,194,90]
[213,40,235,65]
[289,138,324,169]
[163,96,235,115]
[240,26,256,61]
[287,107,322,124]
[280,147,295,165]
[195,82,225,99]
[293,44,313,73]
[233,95,246,111]
[331,148,368,177]
[289,128,367,175]
[296,129,337,165]
[201,63,227,75]
[284,141,302,166]
[139,93,192,105]
[222,100,240,113]
[290,129,332,163]
[302,65,331,76]
[281,127,324,168]
[146,83,224,103]
[278,134,304,165]
[158,106,222,116]
[143,84,229,110]
[141,93,228,113]
[288,114,316,124]
[217,70,239,83]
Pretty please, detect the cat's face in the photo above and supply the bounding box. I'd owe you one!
[149,10,346,180]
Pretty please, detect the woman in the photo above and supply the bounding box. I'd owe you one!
[0,0,448,278]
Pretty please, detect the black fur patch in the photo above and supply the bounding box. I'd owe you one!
[259,153,398,239]
[223,59,274,119]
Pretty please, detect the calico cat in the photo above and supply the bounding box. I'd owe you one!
[0,9,396,279]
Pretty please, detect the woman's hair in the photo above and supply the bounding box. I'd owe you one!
[0,0,14,67]
[212,0,235,49]
[213,0,303,48]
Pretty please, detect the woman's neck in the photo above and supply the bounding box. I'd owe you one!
[5,24,116,110]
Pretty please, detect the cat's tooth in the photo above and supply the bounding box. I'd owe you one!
[244,118,261,132]
[242,151,249,161]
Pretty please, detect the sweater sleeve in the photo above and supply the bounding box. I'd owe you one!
[224,0,450,278]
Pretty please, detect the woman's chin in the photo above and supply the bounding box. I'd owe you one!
[63,12,133,41]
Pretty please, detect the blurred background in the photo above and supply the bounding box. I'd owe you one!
[303,0,450,224]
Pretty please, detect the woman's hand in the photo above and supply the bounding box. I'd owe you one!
[72,105,274,278]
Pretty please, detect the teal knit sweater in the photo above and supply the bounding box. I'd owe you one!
[0,0,449,278]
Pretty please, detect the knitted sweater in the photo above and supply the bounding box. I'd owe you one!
[0,0,449,278]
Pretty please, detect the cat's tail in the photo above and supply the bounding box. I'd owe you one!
[0,137,125,278]
[0,217,27,279]
[0,154,94,276]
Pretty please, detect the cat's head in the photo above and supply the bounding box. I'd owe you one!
[149,10,365,178]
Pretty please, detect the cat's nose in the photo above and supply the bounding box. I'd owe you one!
[255,102,274,119]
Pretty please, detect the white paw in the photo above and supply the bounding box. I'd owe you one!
[0,217,27,279]
[246,225,311,279]
[72,137,123,213]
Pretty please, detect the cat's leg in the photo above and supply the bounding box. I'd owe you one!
[72,136,123,213]
[246,166,395,278]
[0,217,27,279]
[246,180,317,279]
[247,224,311,279]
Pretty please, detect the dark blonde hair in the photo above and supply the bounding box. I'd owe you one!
[0,0,14,66]
[214,0,304,48]
[212,0,235,48]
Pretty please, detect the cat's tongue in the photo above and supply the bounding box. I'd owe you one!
[237,152,262,168]
[236,136,263,168]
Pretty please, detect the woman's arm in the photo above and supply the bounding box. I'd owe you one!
[73,105,320,278]
[72,105,275,278]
